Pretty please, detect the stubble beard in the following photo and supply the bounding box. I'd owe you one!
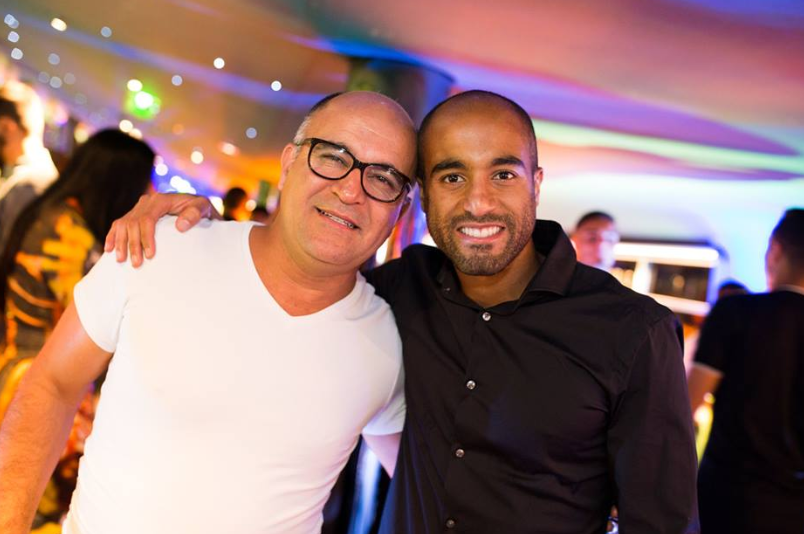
[428,211,535,276]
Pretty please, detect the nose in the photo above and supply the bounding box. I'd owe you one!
[332,167,366,205]
[462,178,497,216]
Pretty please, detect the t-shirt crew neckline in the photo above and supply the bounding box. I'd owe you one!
[240,222,364,322]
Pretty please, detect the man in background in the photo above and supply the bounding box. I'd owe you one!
[571,210,619,271]
[0,81,58,252]
[688,208,804,534]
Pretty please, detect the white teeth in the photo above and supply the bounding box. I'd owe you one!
[318,208,356,229]
[460,226,502,238]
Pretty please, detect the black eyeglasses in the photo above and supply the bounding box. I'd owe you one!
[296,137,412,203]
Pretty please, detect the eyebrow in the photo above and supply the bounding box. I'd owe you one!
[430,158,468,175]
[492,156,526,168]
[326,138,403,172]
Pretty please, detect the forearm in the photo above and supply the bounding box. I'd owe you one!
[0,366,84,533]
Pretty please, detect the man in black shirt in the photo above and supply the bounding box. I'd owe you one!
[106,90,699,533]
[367,90,698,534]
[688,208,804,534]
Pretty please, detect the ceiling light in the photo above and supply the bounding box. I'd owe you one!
[245,127,257,139]
[49,76,62,89]
[119,119,133,133]
[213,57,225,69]
[74,93,87,105]
[7,30,18,42]
[219,141,239,156]
[10,47,22,60]
[190,149,204,164]
[127,78,143,92]
[171,75,183,86]
[155,163,169,176]
[48,53,60,65]
[63,72,76,85]
[100,26,112,38]
[38,71,50,83]
[4,15,19,29]
[129,128,143,139]
[271,80,282,91]
[74,123,90,144]
[50,18,67,32]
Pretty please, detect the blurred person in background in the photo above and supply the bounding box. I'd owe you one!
[222,186,250,221]
[249,205,274,225]
[570,210,619,271]
[0,128,155,531]
[715,279,749,300]
[0,81,59,252]
[688,208,804,534]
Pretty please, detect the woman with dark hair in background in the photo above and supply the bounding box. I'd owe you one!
[0,128,154,531]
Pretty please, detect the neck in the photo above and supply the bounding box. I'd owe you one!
[249,224,358,316]
[772,273,804,292]
[456,240,541,308]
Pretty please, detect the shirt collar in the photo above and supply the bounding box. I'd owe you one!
[775,284,804,296]
[436,219,577,299]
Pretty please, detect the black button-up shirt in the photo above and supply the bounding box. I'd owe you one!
[367,220,698,534]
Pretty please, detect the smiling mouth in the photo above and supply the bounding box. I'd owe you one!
[316,207,359,230]
[459,226,503,238]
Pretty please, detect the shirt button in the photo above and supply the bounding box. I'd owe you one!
[482,311,491,322]
[466,380,476,390]
[445,518,456,529]
[455,448,465,458]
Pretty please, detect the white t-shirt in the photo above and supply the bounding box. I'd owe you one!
[66,218,405,534]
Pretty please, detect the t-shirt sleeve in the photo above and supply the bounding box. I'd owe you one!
[362,358,406,436]
[693,299,734,372]
[73,251,129,353]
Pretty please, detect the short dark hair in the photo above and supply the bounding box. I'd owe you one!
[771,208,804,267]
[223,187,248,210]
[575,211,615,230]
[417,90,538,181]
[0,96,23,128]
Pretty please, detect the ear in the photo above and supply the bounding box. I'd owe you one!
[398,186,416,220]
[416,177,429,214]
[532,167,544,206]
[278,143,297,191]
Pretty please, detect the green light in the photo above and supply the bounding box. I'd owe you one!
[134,91,155,110]
[124,89,161,120]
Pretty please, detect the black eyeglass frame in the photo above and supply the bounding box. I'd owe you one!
[297,137,412,203]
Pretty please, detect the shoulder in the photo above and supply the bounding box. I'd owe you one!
[21,202,95,253]
[345,274,402,346]
[152,217,253,260]
[570,263,674,327]
[367,243,445,302]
